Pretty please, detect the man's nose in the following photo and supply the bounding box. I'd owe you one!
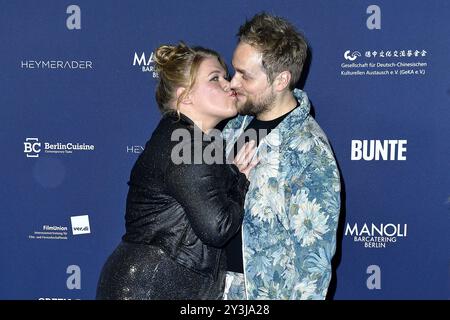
[230,74,240,90]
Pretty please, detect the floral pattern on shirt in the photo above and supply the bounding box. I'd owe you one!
[222,89,341,300]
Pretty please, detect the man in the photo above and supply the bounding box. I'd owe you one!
[222,13,341,300]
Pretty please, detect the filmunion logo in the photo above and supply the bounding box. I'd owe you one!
[344,50,361,61]
[24,138,95,158]
[345,222,408,248]
[43,225,68,231]
[70,215,90,235]
[133,52,158,78]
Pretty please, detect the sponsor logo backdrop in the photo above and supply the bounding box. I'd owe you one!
[1,0,449,299]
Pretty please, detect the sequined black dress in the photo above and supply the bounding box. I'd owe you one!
[96,112,249,300]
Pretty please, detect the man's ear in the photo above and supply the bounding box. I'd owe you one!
[274,71,291,92]
[176,87,193,105]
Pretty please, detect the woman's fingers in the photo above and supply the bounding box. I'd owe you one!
[233,143,246,166]
[234,140,255,168]
[233,140,259,179]
[243,141,256,167]
[233,142,246,166]
[241,156,259,179]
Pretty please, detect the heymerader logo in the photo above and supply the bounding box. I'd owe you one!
[345,223,408,248]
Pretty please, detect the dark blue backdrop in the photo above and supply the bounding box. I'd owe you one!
[1,0,449,299]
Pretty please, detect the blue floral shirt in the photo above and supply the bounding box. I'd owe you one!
[222,89,341,300]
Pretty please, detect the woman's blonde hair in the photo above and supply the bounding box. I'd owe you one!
[154,42,228,116]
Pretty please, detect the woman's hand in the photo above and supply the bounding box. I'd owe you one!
[233,140,259,180]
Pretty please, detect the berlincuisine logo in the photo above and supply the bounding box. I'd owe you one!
[345,222,408,248]
[24,138,95,158]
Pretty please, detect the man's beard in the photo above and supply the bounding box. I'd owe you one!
[237,90,276,116]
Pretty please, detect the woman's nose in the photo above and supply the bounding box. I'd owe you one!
[222,79,231,92]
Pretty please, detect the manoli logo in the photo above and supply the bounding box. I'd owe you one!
[345,222,408,248]
[133,52,158,77]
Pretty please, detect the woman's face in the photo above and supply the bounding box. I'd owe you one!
[189,57,237,123]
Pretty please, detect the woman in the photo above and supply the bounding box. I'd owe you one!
[96,43,257,299]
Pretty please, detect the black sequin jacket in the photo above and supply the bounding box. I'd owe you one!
[122,111,249,279]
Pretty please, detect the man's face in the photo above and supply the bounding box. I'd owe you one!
[230,42,275,116]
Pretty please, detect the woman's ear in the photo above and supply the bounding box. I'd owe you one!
[176,87,193,105]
